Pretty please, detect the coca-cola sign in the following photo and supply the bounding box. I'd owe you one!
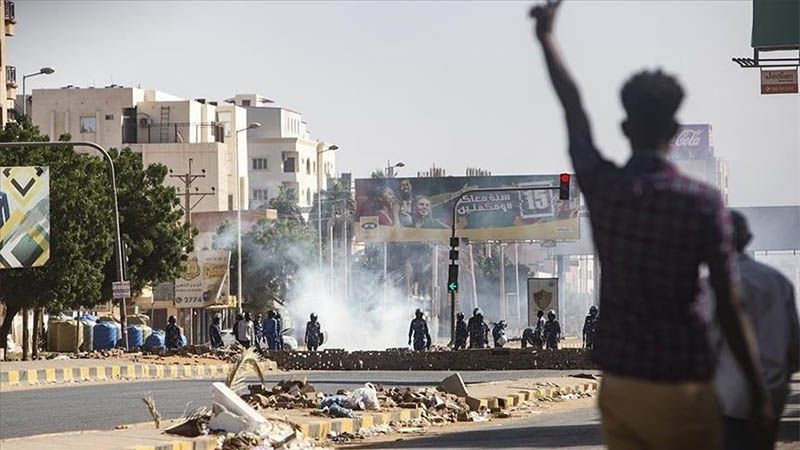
[670,124,710,151]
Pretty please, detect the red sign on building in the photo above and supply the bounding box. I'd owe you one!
[761,69,798,95]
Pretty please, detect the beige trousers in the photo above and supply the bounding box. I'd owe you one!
[598,373,721,450]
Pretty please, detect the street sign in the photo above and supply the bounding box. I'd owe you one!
[112,281,131,299]
[761,69,798,95]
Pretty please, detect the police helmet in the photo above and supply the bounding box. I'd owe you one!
[589,306,598,315]
[310,313,318,321]
[547,309,556,319]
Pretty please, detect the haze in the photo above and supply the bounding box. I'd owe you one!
[11,0,799,206]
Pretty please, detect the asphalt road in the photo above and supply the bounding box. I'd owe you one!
[354,380,800,450]
[0,369,586,439]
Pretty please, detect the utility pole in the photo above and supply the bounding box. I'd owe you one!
[170,158,216,230]
[169,158,215,344]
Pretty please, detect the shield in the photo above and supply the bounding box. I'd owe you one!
[533,289,554,310]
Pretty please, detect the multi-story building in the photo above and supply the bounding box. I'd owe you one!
[1,0,16,126]
[667,123,730,204]
[29,85,249,214]
[227,94,336,211]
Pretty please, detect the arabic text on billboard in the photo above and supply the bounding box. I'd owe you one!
[0,166,50,269]
[354,175,580,242]
[174,250,231,309]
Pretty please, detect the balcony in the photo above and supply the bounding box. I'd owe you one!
[122,122,225,144]
[5,65,16,89]
[4,1,14,36]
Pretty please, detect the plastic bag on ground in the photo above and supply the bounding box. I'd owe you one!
[346,383,380,410]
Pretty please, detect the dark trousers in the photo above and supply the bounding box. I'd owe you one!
[722,384,788,450]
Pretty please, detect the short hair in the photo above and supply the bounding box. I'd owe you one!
[621,70,684,149]
[729,209,752,252]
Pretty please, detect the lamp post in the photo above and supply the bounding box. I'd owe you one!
[22,67,55,117]
[317,144,338,270]
[234,122,261,314]
[381,160,405,309]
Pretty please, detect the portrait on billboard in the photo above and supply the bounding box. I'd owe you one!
[354,174,580,242]
[0,166,50,269]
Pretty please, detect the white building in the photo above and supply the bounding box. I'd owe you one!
[29,85,248,214]
[227,94,336,211]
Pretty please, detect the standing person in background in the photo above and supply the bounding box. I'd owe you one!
[454,312,468,350]
[237,312,254,348]
[408,309,432,351]
[469,311,490,348]
[305,313,323,352]
[583,306,599,350]
[714,210,800,450]
[492,320,508,348]
[532,310,546,349]
[165,316,183,351]
[264,311,279,351]
[543,310,561,350]
[232,314,243,346]
[209,313,223,348]
[530,2,769,448]
[254,313,264,347]
[467,308,480,348]
[275,311,285,350]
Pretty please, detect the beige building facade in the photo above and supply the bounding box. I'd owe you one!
[29,86,248,215]
[229,94,336,211]
[1,0,16,126]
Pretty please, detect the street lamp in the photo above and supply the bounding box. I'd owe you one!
[22,67,55,117]
[317,144,338,270]
[386,160,405,178]
[234,122,261,313]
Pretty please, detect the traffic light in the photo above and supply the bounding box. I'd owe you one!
[559,173,571,200]
[447,263,459,293]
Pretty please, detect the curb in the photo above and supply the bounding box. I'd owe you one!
[467,381,598,411]
[0,361,278,388]
[125,437,219,450]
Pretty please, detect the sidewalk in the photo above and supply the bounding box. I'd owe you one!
[0,375,598,449]
[0,358,278,388]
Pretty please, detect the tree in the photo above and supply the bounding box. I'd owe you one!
[100,148,193,299]
[267,185,304,224]
[308,179,355,250]
[240,218,316,312]
[0,119,114,354]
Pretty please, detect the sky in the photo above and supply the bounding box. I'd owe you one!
[10,0,799,207]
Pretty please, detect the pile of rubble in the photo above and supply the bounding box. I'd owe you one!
[378,385,471,424]
[243,378,322,410]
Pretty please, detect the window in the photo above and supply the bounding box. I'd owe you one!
[79,116,97,133]
[252,189,268,201]
[306,188,311,205]
[218,111,232,137]
[252,158,268,171]
[241,100,251,107]
[306,158,311,175]
[282,152,297,173]
[105,114,114,120]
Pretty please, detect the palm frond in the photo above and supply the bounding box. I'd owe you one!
[142,394,161,429]
[225,346,267,394]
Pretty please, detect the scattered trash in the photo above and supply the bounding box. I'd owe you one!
[346,383,380,410]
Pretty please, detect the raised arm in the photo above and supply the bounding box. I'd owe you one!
[530,1,609,181]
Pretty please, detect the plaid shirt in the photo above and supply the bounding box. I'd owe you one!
[568,120,735,382]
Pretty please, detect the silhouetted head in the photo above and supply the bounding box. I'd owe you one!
[473,307,481,317]
[235,314,243,321]
[537,310,544,318]
[589,305,598,316]
[168,315,176,324]
[267,310,275,319]
[456,312,465,321]
[498,320,507,329]
[256,313,263,320]
[244,312,252,321]
[730,209,752,253]
[620,70,684,153]
[415,308,423,318]
[310,313,318,322]
[547,310,556,320]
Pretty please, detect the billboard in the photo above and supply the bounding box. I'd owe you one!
[174,250,231,309]
[527,277,558,327]
[668,124,713,160]
[0,167,50,269]
[752,0,799,49]
[354,175,580,243]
